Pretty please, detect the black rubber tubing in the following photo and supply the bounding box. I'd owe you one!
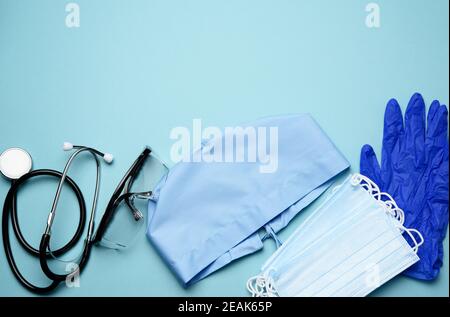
[2,169,86,294]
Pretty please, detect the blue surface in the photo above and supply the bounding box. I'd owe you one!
[0,0,448,297]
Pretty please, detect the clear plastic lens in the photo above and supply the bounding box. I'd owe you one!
[47,247,83,276]
[99,152,168,250]
[46,231,84,275]
[132,152,168,194]
[47,229,85,275]
[99,200,146,250]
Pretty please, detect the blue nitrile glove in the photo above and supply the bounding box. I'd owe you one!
[360,93,449,280]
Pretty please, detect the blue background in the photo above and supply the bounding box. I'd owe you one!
[0,0,448,296]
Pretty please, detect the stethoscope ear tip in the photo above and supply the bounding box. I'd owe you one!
[103,153,114,164]
[63,142,73,151]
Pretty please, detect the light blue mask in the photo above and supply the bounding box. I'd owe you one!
[147,114,349,286]
[247,174,424,297]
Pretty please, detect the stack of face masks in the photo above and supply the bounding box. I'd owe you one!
[247,174,424,297]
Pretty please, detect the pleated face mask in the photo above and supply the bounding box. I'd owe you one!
[247,174,424,297]
[147,114,349,286]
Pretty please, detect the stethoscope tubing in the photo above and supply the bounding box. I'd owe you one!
[2,169,86,293]
[38,147,101,282]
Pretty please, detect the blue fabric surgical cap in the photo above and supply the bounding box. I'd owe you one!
[147,114,349,286]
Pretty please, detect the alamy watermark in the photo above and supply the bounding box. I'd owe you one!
[65,3,80,28]
[365,3,380,28]
[170,119,279,173]
[65,263,80,288]
[63,3,380,29]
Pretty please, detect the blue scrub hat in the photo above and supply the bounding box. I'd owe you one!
[147,114,349,286]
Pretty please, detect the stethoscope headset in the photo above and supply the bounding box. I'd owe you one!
[0,143,159,294]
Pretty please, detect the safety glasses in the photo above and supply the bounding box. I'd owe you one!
[93,147,169,249]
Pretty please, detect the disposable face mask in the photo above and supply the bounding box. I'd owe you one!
[147,114,349,286]
[247,174,424,297]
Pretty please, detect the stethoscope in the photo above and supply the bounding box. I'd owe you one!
[0,143,113,293]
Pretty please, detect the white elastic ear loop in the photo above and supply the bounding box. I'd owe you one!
[391,207,405,224]
[375,192,405,225]
[246,271,277,297]
[246,275,265,297]
[352,174,406,225]
[400,226,425,254]
[351,174,381,195]
[350,174,363,186]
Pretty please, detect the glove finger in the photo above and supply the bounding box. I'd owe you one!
[426,100,440,129]
[381,98,404,171]
[416,104,449,280]
[429,144,448,267]
[360,144,382,187]
[404,93,426,165]
[426,102,448,153]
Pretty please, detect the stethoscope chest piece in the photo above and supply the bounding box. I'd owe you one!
[0,148,33,180]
